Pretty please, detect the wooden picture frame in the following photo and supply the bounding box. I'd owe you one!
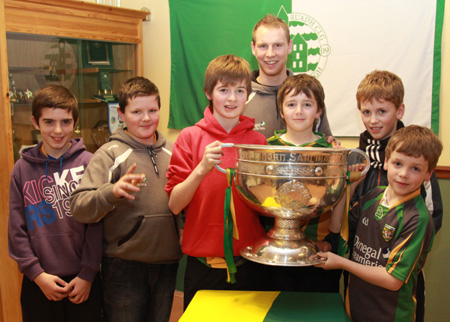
[82,40,114,68]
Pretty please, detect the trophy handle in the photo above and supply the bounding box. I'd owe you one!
[214,143,234,174]
[348,149,370,176]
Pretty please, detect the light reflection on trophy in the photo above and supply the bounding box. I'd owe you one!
[217,144,369,266]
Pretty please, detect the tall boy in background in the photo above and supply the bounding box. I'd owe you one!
[8,85,102,322]
[349,70,443,321]
[317,125,442,322]
[165,55,267,310]
[70,77,182,322]
[244,14,332,138]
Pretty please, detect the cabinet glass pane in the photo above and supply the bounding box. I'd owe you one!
[7,32,136,160]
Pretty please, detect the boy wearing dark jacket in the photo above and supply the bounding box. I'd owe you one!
[349,70,442,321]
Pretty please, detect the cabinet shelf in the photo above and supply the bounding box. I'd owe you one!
[8,66,50,73]
[9,66,134,75]
[81,98,103,104]
[82,68,134,74]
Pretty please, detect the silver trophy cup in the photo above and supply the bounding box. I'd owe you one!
[216,144,369,266]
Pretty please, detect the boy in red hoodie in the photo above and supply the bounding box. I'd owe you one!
[165,55,267,310]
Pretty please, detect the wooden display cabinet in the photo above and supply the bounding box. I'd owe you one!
[7,25,138,156]
[0,1,148,320]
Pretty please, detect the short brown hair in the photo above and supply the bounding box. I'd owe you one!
[356,70,404,110]
[386,125,442,171]
[277,74,325,116]
[203,55,252,108]
[252,14,290,44]
[118,77,160,113]
[32,85,78,126]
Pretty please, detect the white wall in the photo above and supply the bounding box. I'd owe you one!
[84,0,178,141]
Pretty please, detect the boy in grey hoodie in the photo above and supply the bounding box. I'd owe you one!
[70,77,181,322]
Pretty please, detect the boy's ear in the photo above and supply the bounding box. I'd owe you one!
[74,118,79,129]
[315,108,323,119]
[396,103,405,120]
[279,103,285,119]
[288,39,293,54]
[31,116,40,131]
[117,107,124,122]
[251,41,256,56]
[424,171,432,182]
[205,90,212,101]
[383,157,388,171]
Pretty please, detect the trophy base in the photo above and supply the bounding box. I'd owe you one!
[94,94,118,102]
[240,237,326,267]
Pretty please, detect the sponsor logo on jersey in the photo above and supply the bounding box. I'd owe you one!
[382,247,391,259]
[362,217,369,226]
[353,235,384,267]
[375,204,387,220]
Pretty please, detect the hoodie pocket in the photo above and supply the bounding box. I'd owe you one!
[115,213,182,263]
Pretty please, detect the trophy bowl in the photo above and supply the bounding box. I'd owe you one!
[217,144,369,266]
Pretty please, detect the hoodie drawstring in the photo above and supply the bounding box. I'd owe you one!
[44,155,64,178]
[59,156,63,175]
[147,147,159,177]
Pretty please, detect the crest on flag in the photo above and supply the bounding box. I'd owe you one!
[278,6,330,77]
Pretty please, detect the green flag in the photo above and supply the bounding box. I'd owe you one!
[169,0,444,135]
[168,0,291,129]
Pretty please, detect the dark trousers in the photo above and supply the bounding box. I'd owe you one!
[415,271,425,322]
[21,273,103,322]
[261,265,341,293]
[183,256,266,310]
[102,257,179,322]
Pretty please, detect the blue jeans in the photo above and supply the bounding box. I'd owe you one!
[102,257,179,322]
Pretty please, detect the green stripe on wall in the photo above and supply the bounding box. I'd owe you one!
[431,0,445,133]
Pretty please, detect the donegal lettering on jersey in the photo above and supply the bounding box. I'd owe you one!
[347,186,434,322]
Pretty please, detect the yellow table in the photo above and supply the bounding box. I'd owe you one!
[180,290,351,322]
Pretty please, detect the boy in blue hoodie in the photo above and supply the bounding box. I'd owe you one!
[8,85,102,322]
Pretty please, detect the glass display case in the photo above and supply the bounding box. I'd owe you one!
[7,33,136,160]
[1,2,148,320]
